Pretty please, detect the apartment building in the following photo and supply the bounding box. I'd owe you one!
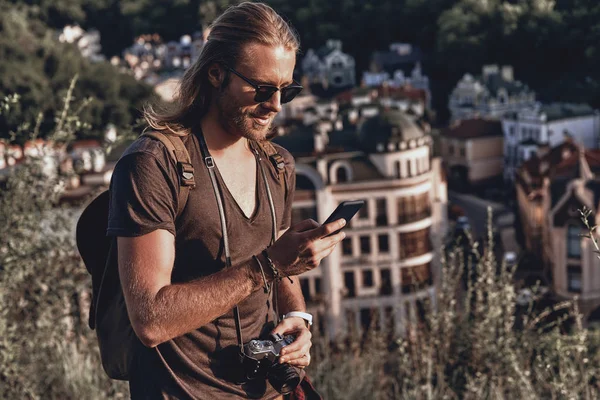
[275,109,448,338]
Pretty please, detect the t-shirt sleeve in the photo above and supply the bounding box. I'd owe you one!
[107,151,178,237]
[279,147,296,231]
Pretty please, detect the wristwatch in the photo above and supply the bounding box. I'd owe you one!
[283,311,313,327]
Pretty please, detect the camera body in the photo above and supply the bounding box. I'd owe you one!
[239,333,302,394]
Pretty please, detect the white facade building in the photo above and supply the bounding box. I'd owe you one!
[275,110,448,338]
[449,65,536,122]
[503,103,600,183]
[301,40,356,89]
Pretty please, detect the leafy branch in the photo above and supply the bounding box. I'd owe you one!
[579,206,600,260]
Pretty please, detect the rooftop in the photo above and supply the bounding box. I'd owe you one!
[441,118,503,140]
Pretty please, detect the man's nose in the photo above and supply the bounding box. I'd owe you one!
[262,90,282,113]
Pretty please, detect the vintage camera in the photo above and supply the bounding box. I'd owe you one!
[238,332,303,394]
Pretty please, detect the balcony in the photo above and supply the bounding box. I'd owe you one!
[401,263,433,293]
[399,228,432,260]
[397,209,431,225]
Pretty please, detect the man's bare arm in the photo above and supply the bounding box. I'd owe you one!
[120,219,346,348]
[118,229,263,348]
[274,228,305,314]
[276,276,306,314]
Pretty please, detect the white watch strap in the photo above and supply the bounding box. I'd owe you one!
[283,311,313,326]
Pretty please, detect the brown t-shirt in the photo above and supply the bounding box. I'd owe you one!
[107,130,296,400]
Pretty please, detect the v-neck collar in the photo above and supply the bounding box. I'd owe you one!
[214,152,262,222]
[191,131,264,222]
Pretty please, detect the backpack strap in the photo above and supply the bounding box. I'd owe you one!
[141,131,195,217]
[257,140,287,198]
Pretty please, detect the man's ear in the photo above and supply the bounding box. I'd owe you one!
[207,63,224,88]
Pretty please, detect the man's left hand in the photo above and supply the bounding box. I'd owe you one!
[271,317,312,369]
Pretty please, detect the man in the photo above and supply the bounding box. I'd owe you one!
[107,3,345,399]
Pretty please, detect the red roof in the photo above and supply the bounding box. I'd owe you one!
[441,118,503,140]
[376,85,427,103]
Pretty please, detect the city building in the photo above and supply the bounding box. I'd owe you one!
[368,43,424,76]
[301,39,356,90]
[363,62,431,108]
[122,31,207,83]
[448,65,536,123]
[503,103,600,184]
[274,109,448,338]
[516,140,600,322]
[441,118,504,190]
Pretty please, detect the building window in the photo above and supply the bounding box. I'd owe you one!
[380,268,392,295]
[358,200,369,219]
[399,228,432,259]
[378,234,389,253]
[407,160,413,177]
[315,277,322,294]
[362,269,374,287]
[459,147,466,157]
[360,236,371,254]
[336,166,349,183]
[344,271,356,298]
[395,161,401,178]
[567,224,581,258]
[509,126,515,136]
[384,306,394,331]
[448,144,454,155]
[300,278,311,301]
[401,263,433,293]
[567,266,582,293]
[376,198,387,226]
[342,238,353,256]
[360,308,374,331]
[397,193,431,224]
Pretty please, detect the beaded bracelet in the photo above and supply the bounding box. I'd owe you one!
[262,249,293,284]
[252,255,270,293]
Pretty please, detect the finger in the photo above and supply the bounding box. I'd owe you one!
[285,353,311,368]
[302,218,346,240]
[291,219,319,233]
[280,341,311,364]
[279,329,311,357]
[271,317,306,337]
[309,231,346,258]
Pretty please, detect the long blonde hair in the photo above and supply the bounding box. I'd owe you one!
[143,2,300,135]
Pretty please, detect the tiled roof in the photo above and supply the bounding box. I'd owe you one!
[376,86,427,103]
[517,139,600,205]
[441,118,502,140]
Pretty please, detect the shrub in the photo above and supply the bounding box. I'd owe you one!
[308,208,600,399]
[0,82,129,399]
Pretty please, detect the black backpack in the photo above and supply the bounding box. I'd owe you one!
[76,131,287,380]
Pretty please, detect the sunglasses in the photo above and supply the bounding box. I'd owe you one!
[224,65,303,104]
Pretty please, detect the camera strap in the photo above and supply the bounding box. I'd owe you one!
[196,128,279,352]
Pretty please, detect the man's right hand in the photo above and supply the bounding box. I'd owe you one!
[266,218,347,277]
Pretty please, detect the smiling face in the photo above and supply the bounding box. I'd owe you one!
[215,43,296,141]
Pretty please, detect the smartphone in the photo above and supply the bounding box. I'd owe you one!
[322,200,365,235]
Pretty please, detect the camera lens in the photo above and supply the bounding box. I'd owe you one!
[268,363,301,394]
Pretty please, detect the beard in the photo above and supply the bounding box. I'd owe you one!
[215,89,273,142]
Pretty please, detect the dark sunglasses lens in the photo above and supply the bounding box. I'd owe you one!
[281,86,303,104]
[254,86,278,103]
